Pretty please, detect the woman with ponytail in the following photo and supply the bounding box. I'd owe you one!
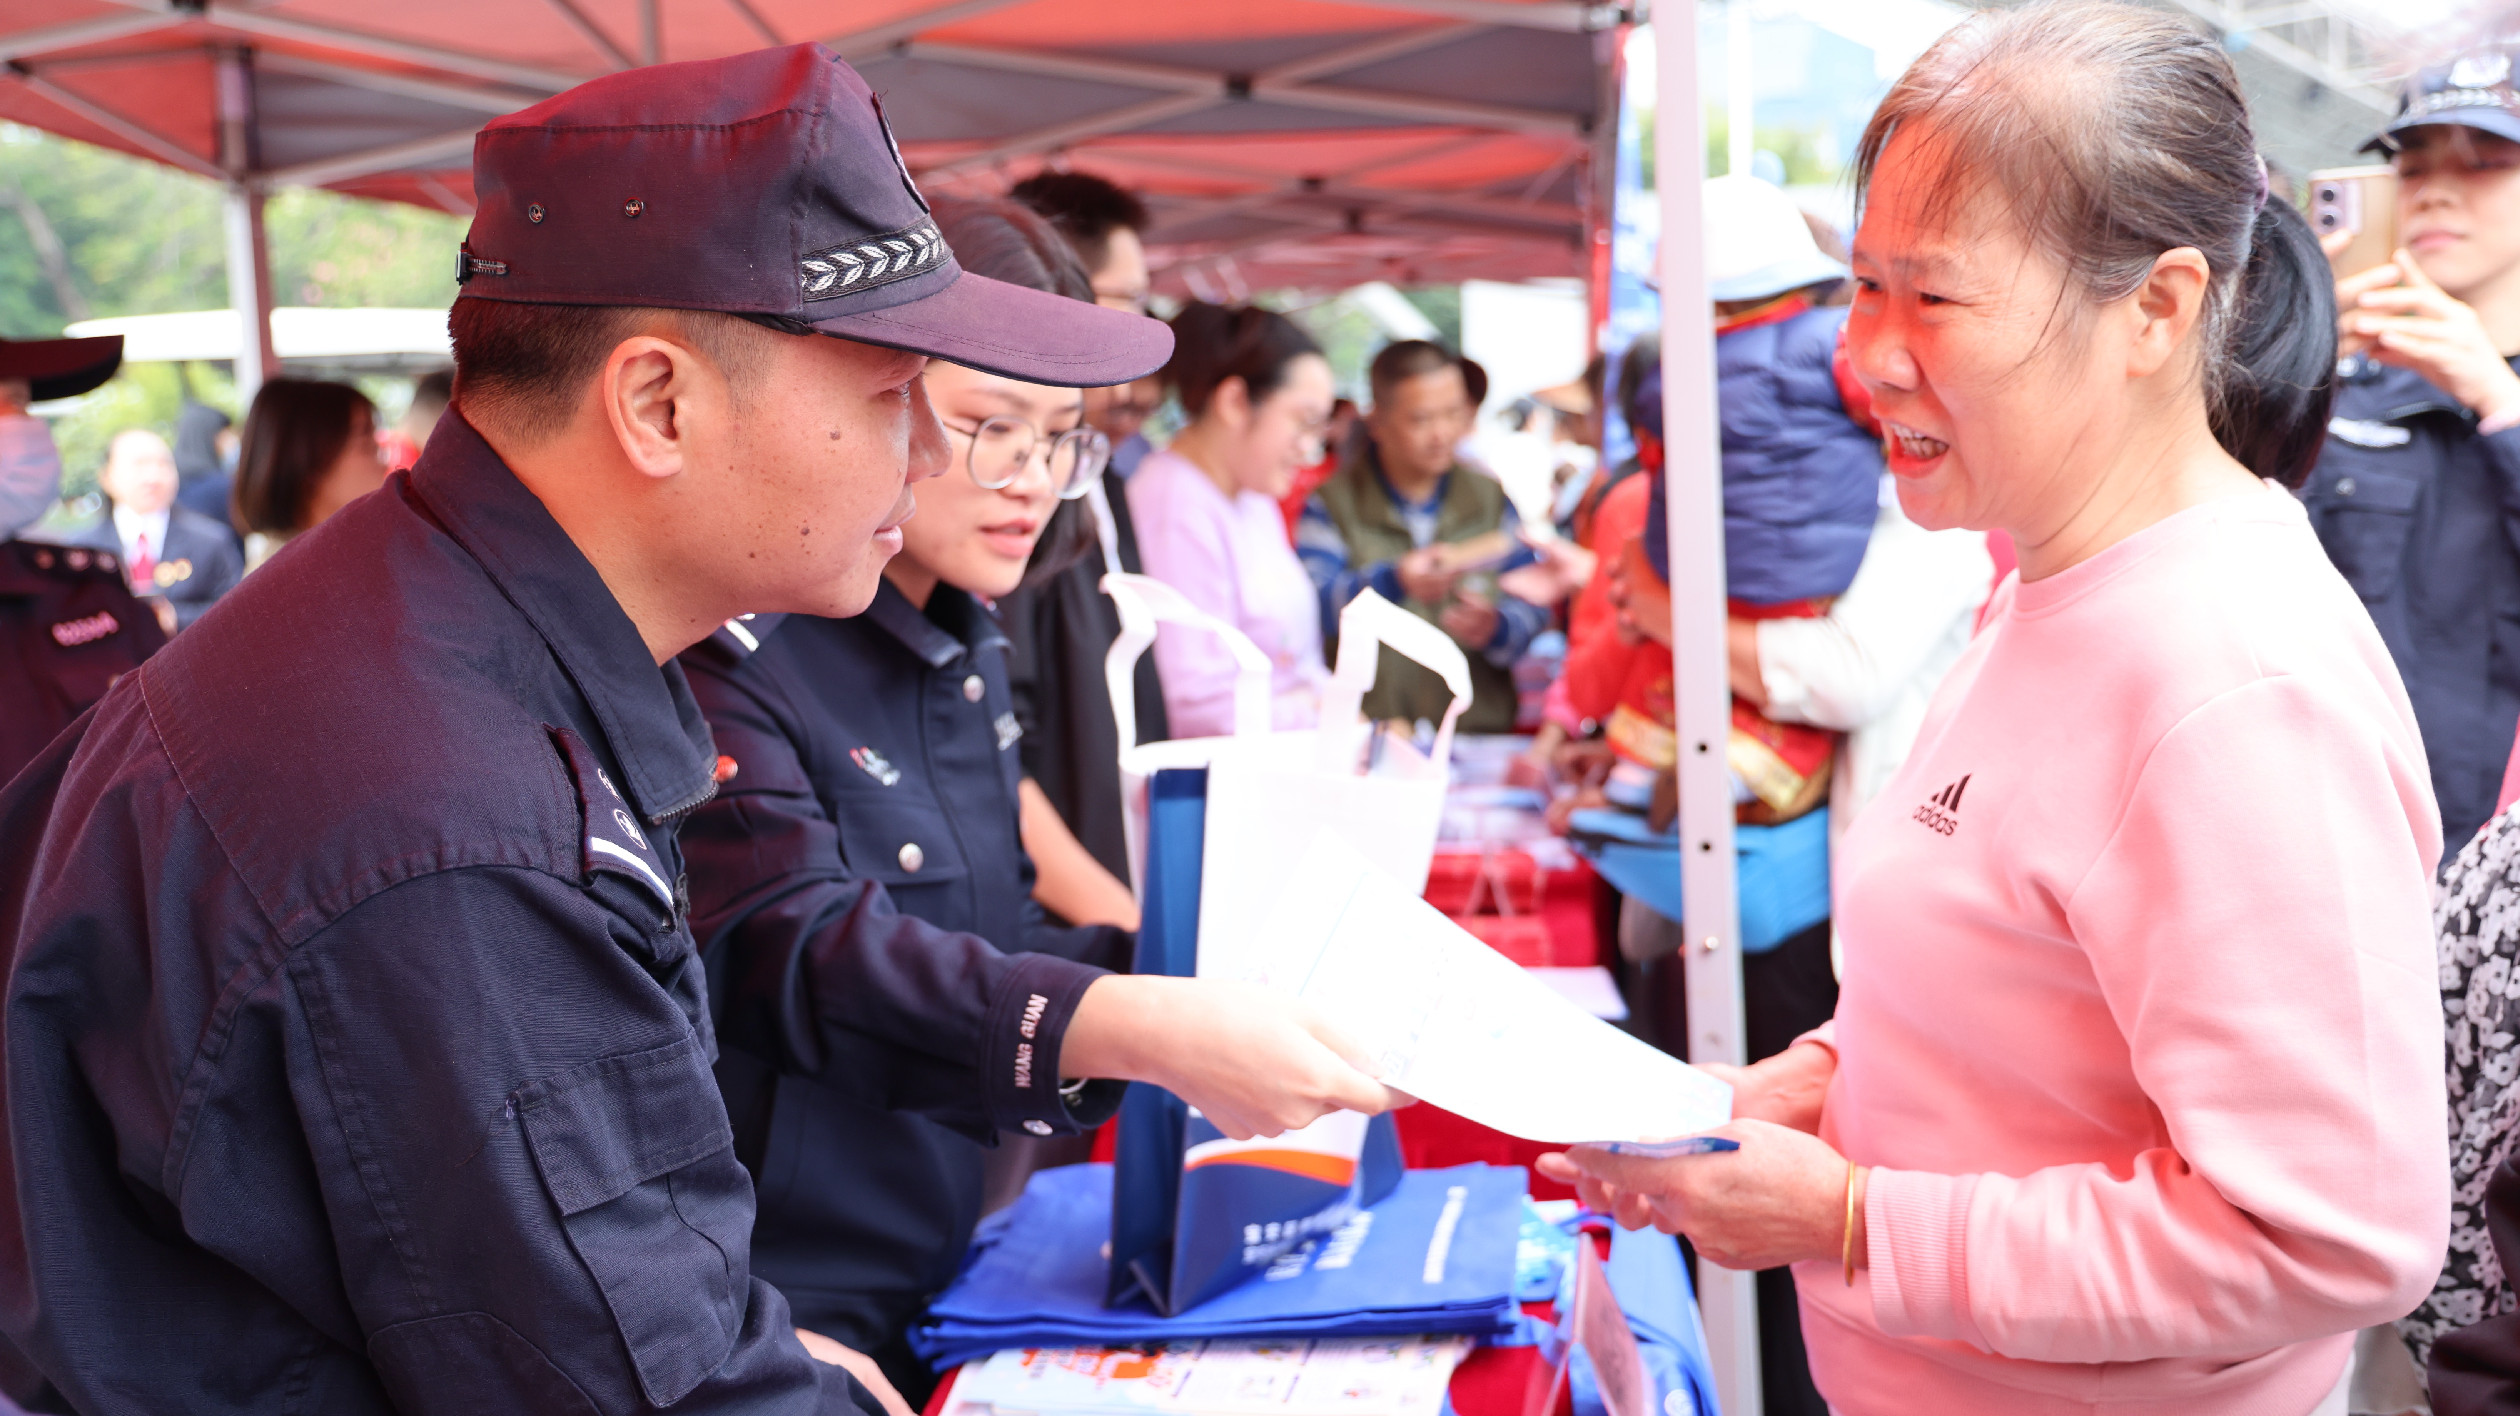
[1128,302,1338,736]
[1544,6,2447,1413]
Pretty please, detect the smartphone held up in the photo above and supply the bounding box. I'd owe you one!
[2308,165,2400,279]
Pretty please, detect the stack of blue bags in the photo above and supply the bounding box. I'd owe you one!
[910,1163,1525,1370]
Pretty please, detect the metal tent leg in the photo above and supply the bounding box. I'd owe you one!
[1656,6,1761,1413]
[216,46,278,406]
[222,182,277,406]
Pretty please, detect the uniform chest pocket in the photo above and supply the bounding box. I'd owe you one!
[2309,457,2422,601]
[515,1033,750,1408]
[829,789,970,891]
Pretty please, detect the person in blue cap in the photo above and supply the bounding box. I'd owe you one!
[0,44,1387,1416]
[2300,39,2520,861]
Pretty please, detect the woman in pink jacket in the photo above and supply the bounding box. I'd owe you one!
[1544,5,2450,1413]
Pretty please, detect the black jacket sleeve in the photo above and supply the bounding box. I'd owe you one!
[285,867,875,1416]
[680,660,1121,1141]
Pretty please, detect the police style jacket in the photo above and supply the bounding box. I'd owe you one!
[678,584,1128,1363]
[0,416,878,1416]
[2302,354,2520,857]
[0,536,164,784]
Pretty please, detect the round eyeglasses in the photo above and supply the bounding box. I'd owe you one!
[946,416,1110,500]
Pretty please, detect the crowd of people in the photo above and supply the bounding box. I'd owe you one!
[2,5,2520,1413]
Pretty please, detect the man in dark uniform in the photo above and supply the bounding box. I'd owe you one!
[2302,41,2520,859]
[0,45,1186,1415]
[0,334,164,785]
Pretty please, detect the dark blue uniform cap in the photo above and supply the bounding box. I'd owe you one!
[459,43,1172,389]
[2366,43,2520,155]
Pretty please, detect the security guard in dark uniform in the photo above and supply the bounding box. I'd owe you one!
[681,202,1408,1411]
[0,334,163,786]
[0,46,1175,1415]
[2301,42,2520,859]
[0,538,163,785]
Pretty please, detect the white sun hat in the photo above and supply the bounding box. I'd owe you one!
[1702,173,1848,303]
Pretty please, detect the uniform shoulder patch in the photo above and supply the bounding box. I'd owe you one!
[545,723,675,911]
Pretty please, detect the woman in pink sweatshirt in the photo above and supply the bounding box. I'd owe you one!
[1542,6,2450,1413]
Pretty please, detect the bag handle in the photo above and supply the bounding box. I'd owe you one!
[1102,572,1274,745]
[1316,588,1476,773]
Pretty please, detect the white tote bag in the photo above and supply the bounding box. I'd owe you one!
[1101,574,1473,985]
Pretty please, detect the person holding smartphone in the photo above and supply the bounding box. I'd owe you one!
[2300,41,2520,860]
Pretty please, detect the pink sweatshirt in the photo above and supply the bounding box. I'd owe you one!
[1128,448,1331,738]
[1797,486,2449,1415]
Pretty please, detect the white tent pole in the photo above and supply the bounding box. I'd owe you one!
[1653,7,1760,1415]
[1726,0,1753,177]
[216,46,278,407]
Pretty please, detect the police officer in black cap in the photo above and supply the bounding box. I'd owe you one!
[2302,40,2520,859]
[0,333,165,785]
[0,44,1227,1415]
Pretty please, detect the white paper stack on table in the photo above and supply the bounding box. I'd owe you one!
[1233,835,1735,1155]
[940,1336,1472,1416]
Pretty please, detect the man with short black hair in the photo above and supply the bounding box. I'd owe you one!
[0,46,1186,1415]
[1298,339,1548,732]
[1007,169,1151,313]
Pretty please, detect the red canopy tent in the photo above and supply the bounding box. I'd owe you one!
[0,0,1621,373]
[0,3,1764,1408]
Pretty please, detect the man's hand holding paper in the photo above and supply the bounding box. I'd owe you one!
[1063,975,1409,1140]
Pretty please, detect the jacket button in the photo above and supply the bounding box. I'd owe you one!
[898,842,925,873]
[963,674,985,702]
[1023,1119,1054,1136]
[2337,476,2356,496]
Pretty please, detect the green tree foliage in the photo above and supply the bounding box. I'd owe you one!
[0,123,463,501]
[1700,113,1839,187]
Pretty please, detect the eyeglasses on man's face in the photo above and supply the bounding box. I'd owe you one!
[944,415,1111,500]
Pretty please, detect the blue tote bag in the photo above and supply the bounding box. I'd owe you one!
[1107,765,1404,1317]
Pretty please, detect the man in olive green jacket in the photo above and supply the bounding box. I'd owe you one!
[1295,340,1547,733]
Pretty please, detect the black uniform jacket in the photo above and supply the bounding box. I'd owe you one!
[995,467,1169,883]
[678,583,1128,1364]
[67,503,245,630]
[0,537,164,786]
[0,416,876,1416]
[2303,355,2520,857]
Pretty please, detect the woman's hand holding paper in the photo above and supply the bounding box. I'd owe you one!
[1063,975,1409,1140]
[1700,1037,1836,1133]
[1537,1118,1866,1274]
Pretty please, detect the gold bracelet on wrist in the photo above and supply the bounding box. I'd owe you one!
[1841,1160,1859,1287]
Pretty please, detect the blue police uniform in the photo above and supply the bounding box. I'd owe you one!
[679,584,1129,1397]
[0,418,881,1415]
[2301,354,2520,858]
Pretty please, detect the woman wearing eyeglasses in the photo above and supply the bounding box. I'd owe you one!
[676,201,1402,1413]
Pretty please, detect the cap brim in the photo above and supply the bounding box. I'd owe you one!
[2364,108,2520,154]
[809,269,1173,387]
[0,335,125,402]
